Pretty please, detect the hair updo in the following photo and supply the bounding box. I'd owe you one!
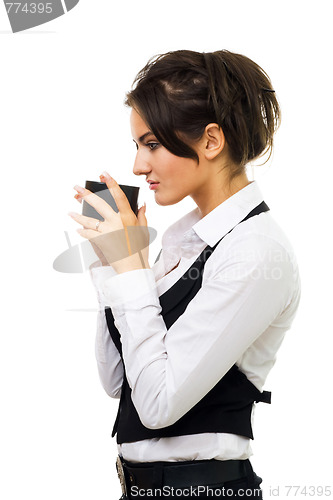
[125,50,281,180]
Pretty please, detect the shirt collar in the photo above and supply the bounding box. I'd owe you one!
[192,181,265,247]
[161,181,265,251]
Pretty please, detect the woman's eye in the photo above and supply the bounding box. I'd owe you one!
[146,142,159,151]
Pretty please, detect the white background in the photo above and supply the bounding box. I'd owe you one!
[0,1,332,498]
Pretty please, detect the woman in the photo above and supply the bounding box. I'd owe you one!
[69,50,301,499]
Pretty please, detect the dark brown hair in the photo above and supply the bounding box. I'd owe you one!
[125,50,281,180]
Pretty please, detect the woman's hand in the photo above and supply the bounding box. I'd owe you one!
[68,171,150,274]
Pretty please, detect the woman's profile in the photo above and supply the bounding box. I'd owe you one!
[69,49,301,499]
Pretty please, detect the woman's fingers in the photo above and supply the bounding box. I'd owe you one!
[76,227,99,239]
[73,185,115,220]
[68,212,104,231]
[136,202,147,227]
[99,172,134,222]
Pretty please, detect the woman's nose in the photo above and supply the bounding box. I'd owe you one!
[132,154,151,177]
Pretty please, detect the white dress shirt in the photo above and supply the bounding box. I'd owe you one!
[90,181,301,463]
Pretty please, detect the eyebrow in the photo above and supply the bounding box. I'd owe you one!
[133,131,155,144]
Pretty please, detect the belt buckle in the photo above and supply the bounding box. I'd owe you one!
[116,456,128,499]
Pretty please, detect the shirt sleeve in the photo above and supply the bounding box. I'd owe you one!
[89,262,124,399]
[100,234,296,429]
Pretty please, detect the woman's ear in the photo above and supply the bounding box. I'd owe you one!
[203,123,225,160]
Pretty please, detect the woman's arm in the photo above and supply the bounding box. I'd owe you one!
[90,262,123,399]
[95,307,124,399]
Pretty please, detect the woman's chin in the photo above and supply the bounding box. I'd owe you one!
[154,194,182,207]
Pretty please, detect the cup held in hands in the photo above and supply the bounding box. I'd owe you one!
[82,181,140,221]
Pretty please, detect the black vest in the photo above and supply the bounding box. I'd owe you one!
[105,201,271,445]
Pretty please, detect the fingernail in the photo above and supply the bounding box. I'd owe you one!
[100,171,111,180]
[74,194,82,203]
[139,202,146,213]
[74,185,85,193]
[68,211,79,217]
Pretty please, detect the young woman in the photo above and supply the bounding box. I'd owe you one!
[69,50,301,499]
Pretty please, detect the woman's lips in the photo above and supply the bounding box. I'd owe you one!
[149,183,160,190]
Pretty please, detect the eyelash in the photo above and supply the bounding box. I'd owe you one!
[146,142,159,151]
[134,142,160,151]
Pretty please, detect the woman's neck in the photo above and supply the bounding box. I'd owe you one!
[192,172,251,219]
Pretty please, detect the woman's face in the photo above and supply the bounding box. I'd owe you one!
[130,109,207,206]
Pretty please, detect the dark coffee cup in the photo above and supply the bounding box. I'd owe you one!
[82,181,140,221]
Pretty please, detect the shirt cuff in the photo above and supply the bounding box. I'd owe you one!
[89,261,118,309]
[101,269,159,312]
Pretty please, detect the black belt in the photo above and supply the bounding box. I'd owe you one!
[116,455,252,496]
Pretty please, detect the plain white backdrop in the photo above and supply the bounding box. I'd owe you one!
[0,1,332,498]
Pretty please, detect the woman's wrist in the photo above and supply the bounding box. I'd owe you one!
[111,251,150,274]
